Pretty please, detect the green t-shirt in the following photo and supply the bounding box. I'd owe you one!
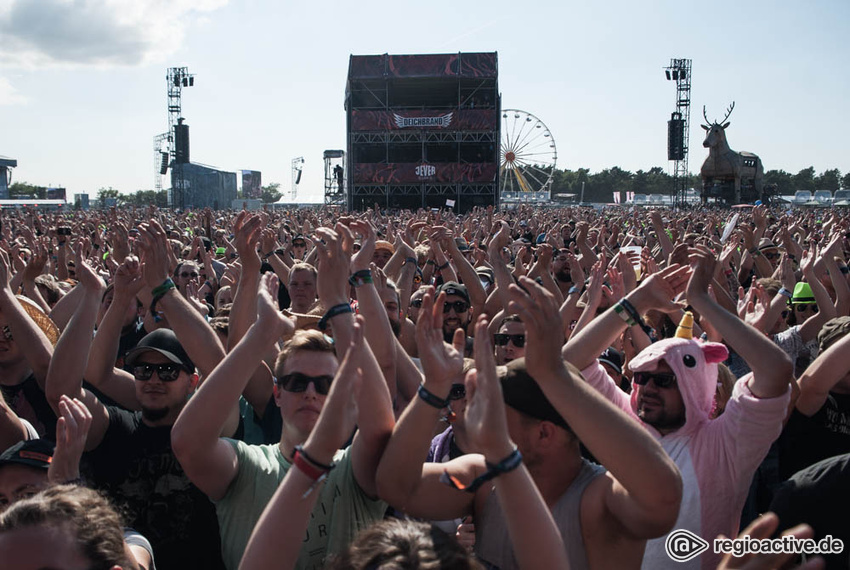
[215,440,386,570]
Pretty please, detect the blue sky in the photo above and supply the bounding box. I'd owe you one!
[1,0,848,202]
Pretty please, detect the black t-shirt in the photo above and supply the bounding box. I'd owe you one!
[84,407,225,569]
[0,374,56,440]
[779,392,850,481]
[770,454,850,570]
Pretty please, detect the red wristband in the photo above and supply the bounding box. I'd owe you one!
[292,450,328,481]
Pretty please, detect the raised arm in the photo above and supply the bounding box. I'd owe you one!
[795,328,850,416]
[376,288,478,520]
[687,246,792,398]
[172,275,293,501]
[44,244,110,451]
[0,249,54,390]
[509,276,682,538]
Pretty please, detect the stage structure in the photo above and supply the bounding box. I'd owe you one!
[664,58,692,207]
[324,150,346,206]
[291,157,304,201]
[0,156,16,199]
[153,67,195,208]
[346,52,499,212]
[499,109,557,205]
[171,162,237,210]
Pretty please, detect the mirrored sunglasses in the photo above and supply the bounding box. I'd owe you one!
[133,363,184,382]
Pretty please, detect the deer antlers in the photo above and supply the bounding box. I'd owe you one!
[703,102,736,126]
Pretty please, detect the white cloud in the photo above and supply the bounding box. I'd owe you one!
[0,0,229,68]
[0,76,26,104]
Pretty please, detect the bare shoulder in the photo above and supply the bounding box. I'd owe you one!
[580,473,646,568]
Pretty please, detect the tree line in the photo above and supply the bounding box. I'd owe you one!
[9,167,849,207]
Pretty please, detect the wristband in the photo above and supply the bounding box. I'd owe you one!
[404,257,418,265]
[426,259,436,265]
[436,261,450,271]
[618,298,655,339]
[748,248,761,256]
[318,303,353,331]
[294,444,335,472]
[92,243,100,249]
[348,269,373,288]
[291,449,331,498]
[441,447,522,493]
[149,278,176,322]
[417,384,449,409]
[778,287,792,298]
[568,284,584,295]
[613,302,637,326]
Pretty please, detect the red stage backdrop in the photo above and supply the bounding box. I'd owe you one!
[353,163,497,184]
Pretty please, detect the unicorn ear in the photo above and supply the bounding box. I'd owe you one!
[702,342,728,364]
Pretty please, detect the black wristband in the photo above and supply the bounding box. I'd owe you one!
[441,447,523,493]
[405,257,418,265]
[437,261,450,271]
[417,384,449,409]
[348,269,373,288]
[318,303,353,331]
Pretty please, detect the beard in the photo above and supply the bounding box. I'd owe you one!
[141,405,170,422]
[555,269,572,283]
[389,317,402,339]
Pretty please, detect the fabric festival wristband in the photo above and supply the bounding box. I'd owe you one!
[441,448,523,494]
[436,261,450,270]
[149,279,176,321]
[404,257,418,265]
[778,287,793,298]
[294,445,335,472]
[418,384,449,409]
[318,303,353,331]
[348,269,373,288]
[292,450,327,481]
[613,302,637,326]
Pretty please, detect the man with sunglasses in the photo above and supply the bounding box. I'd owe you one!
[45,226,231,569]
[564,249,793,569]
[437,281,473,355]
[171,226,395,569]
[494,315,525,365]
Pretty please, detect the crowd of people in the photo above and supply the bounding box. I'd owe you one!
[0,202,846,569]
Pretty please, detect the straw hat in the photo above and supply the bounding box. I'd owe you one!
[15,295,60,345]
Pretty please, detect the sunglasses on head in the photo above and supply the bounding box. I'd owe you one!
[633,371,677,389]
[442,301,469,314]
[410,298,423,308]
[276,372,333,395]
[493,333,526,348]
[794,303,818,313]
[448,383,466,400]
[292,241,306,247]
[133,363,185,382]
[180,271,199,279]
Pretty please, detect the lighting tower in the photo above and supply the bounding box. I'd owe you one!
[153,67,194,208]
[664,58,692,207]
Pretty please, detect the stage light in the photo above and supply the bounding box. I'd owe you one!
[679,69,686,80]
[672,70,679,80]
[183,78,188,87]
[665,70,671,80]
[189,77,194,87]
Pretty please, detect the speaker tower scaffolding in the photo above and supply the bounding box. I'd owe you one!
[664,58,692,207]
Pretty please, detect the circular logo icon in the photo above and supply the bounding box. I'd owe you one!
[665,529,709,562]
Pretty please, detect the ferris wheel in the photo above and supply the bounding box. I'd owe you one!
[499,109,557,197]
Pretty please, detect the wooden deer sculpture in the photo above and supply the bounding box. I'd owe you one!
[700,102,764,204]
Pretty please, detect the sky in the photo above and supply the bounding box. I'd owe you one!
[1,0,848,203]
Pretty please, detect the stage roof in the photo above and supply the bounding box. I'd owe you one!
[348,52,497,80]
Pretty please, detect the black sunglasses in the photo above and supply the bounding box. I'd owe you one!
[292,241,306,247]
[633,371,678,389]
[410,298,424,308]
[180,271,199,279]
[794,303,818,313]
[442,301,469,314]
[133,363,185,382]
[493,333,525,348]
[276,372,333,395]
[448,383,466,401]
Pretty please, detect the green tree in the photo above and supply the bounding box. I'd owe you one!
[8,181,45,198]
[764,170,794,196]
[261,182,282,204]
[843,172,850,189]
[792,167,816,192]
[97,187,120,209]
[814,169,841,191]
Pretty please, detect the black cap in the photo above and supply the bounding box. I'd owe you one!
[500,359,570,431]
[125,329,195,372]
[437,281,470,304]
[0,439,54,470]
[598,347,624,375]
